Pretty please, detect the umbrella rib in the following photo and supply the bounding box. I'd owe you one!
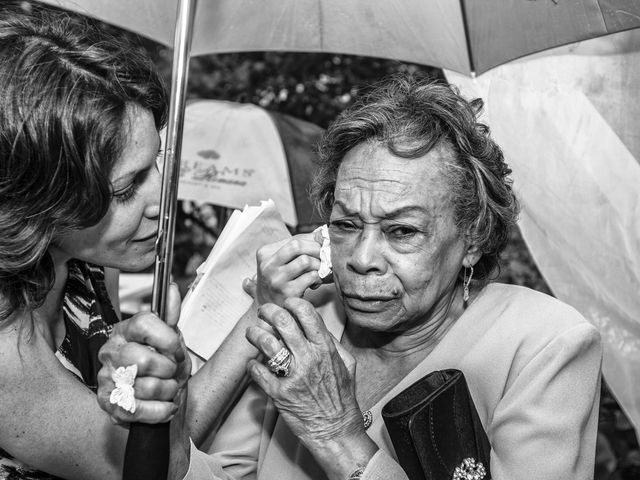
[458,0,476,75]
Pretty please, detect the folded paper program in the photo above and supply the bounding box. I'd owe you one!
[178,200,291,361]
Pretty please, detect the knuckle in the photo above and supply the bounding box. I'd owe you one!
[299,300,317,316]
[112,412,131,424]
[135,315,157,337]
[261,334,281,353]
[288,238,303,251]
[96,368,112,386]
[122,345,150,371]
[257,244,277,263]
[140,378,176,400]
[161,379,179,398]
[109,322,126,338]
[281,285,298,298]
[271,309,292,329]
[133,377,152,398]
[245,324,260,342]
[96,390,110,409]
[163,332,181,354]
[98,340,121,363]
[283,296,312,314]
[257,303,277,319]
[127,317,146,340]
[164,361,179,379]
[97,347,111,364]
[297,255,314,270]
[110,415,127,427]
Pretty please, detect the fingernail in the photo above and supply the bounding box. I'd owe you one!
[174,346,185,362]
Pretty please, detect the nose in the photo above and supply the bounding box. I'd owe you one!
[347,226,387,275]
[143,165,161,219]
[144,200,160,220]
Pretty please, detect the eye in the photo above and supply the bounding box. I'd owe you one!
[155,148,165,170]
[112,182,140,204]
[112,166,152,205]
[386,224,419,239]
[329,219,360,232]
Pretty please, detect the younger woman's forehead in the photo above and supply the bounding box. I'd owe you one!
[110,107,160,187]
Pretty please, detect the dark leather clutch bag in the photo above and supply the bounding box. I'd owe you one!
[381,369,491,480]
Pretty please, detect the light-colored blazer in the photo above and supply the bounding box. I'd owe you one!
[185,283,602,480]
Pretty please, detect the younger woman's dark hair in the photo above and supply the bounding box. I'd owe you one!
[0,2,168,323]
[312,74,520,281]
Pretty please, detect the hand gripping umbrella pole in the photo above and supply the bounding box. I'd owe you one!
[122,1,197,479]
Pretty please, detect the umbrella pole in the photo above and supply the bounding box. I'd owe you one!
[123,1,197,479]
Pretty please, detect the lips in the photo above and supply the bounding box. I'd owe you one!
[343,292,396,302]
[133,230,158,243]
[341,292,397,312]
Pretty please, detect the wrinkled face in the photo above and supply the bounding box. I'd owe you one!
[55,105,162,272]
[329,141,469,333]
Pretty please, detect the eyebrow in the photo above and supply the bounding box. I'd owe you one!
[333,200,428,218]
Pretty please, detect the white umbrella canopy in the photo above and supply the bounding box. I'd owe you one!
[176,99,324,228]
[445,29,640,436]
[36,0,640,76]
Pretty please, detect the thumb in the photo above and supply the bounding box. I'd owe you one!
[243,276,257,299]
[332,336,356,378]
[165,282,182,329]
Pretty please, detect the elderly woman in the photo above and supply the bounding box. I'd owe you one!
[99,75,602,480]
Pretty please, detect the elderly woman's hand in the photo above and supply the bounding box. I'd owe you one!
[96,283,191,425]
[245,229,331,307]
[245,298,378,479]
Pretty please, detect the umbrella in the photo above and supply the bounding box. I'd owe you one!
[35,0,640,76]
[32,0,640,477]
[177,99,323,229]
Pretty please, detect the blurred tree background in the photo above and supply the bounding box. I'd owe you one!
[137,37,637,479]
[143,42,552,293]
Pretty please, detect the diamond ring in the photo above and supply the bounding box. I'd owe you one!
[266,347,292,377]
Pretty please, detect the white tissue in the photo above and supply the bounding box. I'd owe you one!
[316,224,332,279]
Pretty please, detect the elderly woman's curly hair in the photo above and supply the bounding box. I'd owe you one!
[311,74,520,281]
[0,3,168,324]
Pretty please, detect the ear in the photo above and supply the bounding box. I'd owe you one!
[462,244,481,269]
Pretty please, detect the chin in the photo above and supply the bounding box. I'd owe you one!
[345,309,390,332]
[116,251,156,272]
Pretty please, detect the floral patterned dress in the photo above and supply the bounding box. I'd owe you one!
[0,261,121,479]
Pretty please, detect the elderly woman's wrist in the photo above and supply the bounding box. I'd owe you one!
[308,431,378,480]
